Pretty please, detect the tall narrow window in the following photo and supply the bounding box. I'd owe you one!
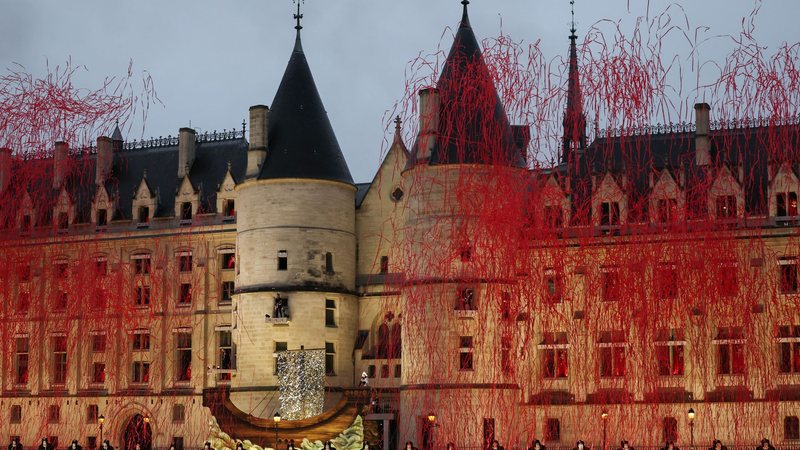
[135,285,151,307]
[58,212,69,231]
[663,417,678,443]
[16,292,30,314]
[223,199,235,219]
[598,331,627,377]
[54,261,69,279]
[96,209,108,227]
[780,257,798,293]
[655,329,685,376]
[92,363,106,384]
[15,337,29,385]
[218,331,233,382]
[657,198,678,223]
[601,201,620,226]
[380,256,389,274]
[10,405,22,424]
[133,254,151,275]
[95,258,108,276]
[325,299,337,327]
[715,327,745,375]
[459,336,474,371]
[277,250,288,271]
[54,291,68,311]
[221,252,236,270]
[21,214,31,233]
[91,333,107,353]
[544,418,560,442]
[325,342,336,375]
[176,331,192,382]
[87,405,99,424]
[786,416,800,440]
[544,268,562,304]
[274,341,287,375]
[180,202,192,222]
[325,252,334,274]
[138,206,149,225]
[544,205,563,229]
[716,195,737,219]
[778,192,799,217]
[178,283,192,306]
[52,335,68,386]
[601,266,620,302]
[778,325,800,374]
[540,332,569,379]
[132,331,151,351]
[221,281,235,303]
[48,405,60,424]
[131,361,150,384]
[455,287,476,311]
[178,253,192,272]
[717,261,738,297]
[656,263,678,300]
[501,336,512,375]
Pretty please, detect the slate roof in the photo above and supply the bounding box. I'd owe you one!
[259,31,353,184]
[409,3,526,168]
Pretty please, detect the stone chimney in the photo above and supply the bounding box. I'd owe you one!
[0,148,11,192]
[96,136,114,186]
[417,88,440,161]
[178,127,197,179]
[53,141,69,189]
[246,105,269,179]
[695,103,711,166]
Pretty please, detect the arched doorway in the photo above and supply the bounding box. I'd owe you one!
[122,414,152,450]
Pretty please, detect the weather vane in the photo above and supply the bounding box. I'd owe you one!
[293,0,304,31]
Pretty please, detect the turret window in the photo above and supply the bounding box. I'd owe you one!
[325,299,337,327]
[223,199,235,219]
[325,342,336,375]
[380,256,389,274]
[325,252,334,274]
[180,202,192,223]
[277,250,288,271]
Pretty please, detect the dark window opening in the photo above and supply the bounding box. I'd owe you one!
[133,256,151,275]
[786,416,800,440]
[221,252,236,270]
[779,325,800,374]
[656,264,678,300]
[390,187,404,202]
[58,212,69,230]
[10,405,22,424]
[380,256,389,274]
[87,405,99,423]
[138,206,149,224]
[325,252,334,274]
[663,417,678,443]
[459,244,472,262]
[716,327,745,375]
[52,336,67,385]
[178,283,192,305]
[544,205,563,228]
[135,285,151,306]
[274,341,287,375]
[542,333,569,379]
[176,332,192,382]
[180,202,192,222]
[716,195,737,219]
[221,281,235,303]
[96,209,107,227]
[459,336,474,371]
[325,299,337,327]
[657,198,678,223]
[325,342,336,375]
[21,215,31,233]
[778,192,799,217]
[274,294,289,319]
[278,250,288,271]
[92,362,105,384]
[455,287,476,311]
[92,334,107,353]
[601,201,620,226]
[780,258,798,293]
[132,332,150,351]
[172,405,186,423]
[223,199,235,218]
[132,361,150,384]
[545,418,560,442]
[218,331,233,382]
[178,254,192,272]
[54,291,68,311]
[602,268,620,301]
[48,405,60,424]
[656,329,685,376]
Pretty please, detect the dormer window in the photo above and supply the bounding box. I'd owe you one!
[777,192,798,217]
[544,205,563,228]
[601,202,620,226]
[57,212,69,232]
[96,209,108,228]
[180,202,192,224]
[716,195,736,219]
[223,199,235,220]
[21,215,31,234]
[138,206,150,227]
[657,199,678,223]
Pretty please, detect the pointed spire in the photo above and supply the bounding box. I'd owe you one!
[461,0,471,28]
[392,115,404,146]
[562,0,586,165]
[293,1,304,52]
[111,120,123,141]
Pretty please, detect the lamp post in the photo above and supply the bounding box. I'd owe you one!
[274,412,281,450]
[601,410,608,450]
[98,415,105,445]
[427,413,436,450]
[688,408,695,450]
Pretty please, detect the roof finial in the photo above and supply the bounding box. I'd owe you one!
[394,115,402,132]
[461,0,470,25]
[294,0,304,31]
[569,0,577,38]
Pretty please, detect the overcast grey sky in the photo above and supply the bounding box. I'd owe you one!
[1,1,798,182]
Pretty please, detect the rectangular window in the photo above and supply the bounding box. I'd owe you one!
[135,285,151,307]
[178,283,192,305]
[10,405,22,424]
[380,256,389,274]
[545,418,560,442]
[394,364,401,378]
[221,281,235,303]
[274,341,287,375]
[21,214,31,233]
[91,363,106,384]
[221,252,236,270]
[325,299,337,327]
[367,365,376,378]
[657,198,678,223]
[656,329,685,376]
[16,292,30,314]
[544,268,562,304]
[15,337,29,385]
[132,331,150,351]
[656,263,678,300]
[716,195,737,219]
[92,333,107,353]
[663,417,678,443]
[779,325,800,374]
[778,192,799,217]
[601,201,620,226]
[48,405,60,424]
[223,199,236,218]
[601,267,620,302]
[54,291,68,311]
[172,404,186,423]
[52,335,67,386]
[131,361,150,384]
[544,205,563,229]
[325,342,336,375]
[173,437,184,450]
[786,416,800,440]
[18,264,31,282]
[58,212,69,231]
[277,250,288,271]
[87,405,99,424]
[501,336,512,374]
[325,252,334,274]
[95,258,107,276]
[598,331,627,377]
[716,327,745,375]
[218,331,233,382]
[180,202,192,222]
[138,206,149,224]
[96,209,107,227]
[54,261,69,278]
[176,332,192,382]
[381,364,390,378]
[178,253,192,272]
[717,261,739,297]
[780,257,799,293]
[541,332,569,379]
[482,418,495,450]
[87,438,97,450]
[133,255,151,275]
[459,336,474,371]
[455,287,476,311]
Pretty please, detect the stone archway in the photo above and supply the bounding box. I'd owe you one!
[122,414,152,450]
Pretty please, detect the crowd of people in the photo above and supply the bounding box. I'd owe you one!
[4,437,781,450]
